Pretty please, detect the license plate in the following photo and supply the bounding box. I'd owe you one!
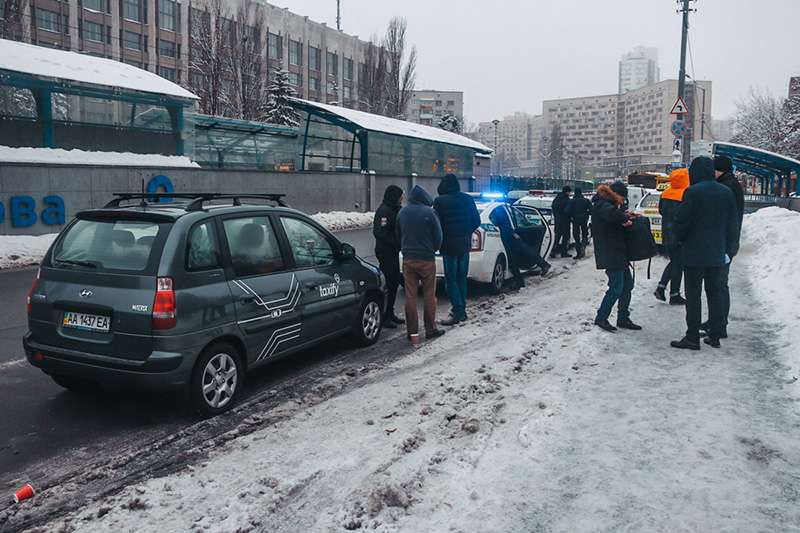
[651,216,662,226]
[62,311,111,333]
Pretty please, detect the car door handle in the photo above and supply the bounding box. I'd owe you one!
[238,296,256,304]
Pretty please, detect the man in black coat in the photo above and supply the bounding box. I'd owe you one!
[488,204,551,289]
[433,174,481,325]
[591,182,640,332]
[566,187,592,258]
[700,155,745,338]
[550,186,573,258]
[373,185,405,328]
[670,156,741,350]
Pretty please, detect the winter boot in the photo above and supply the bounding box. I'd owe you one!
[539,263,551,277]
[390,314,406,325]
[670,337,700,351]
[383,317,398,329]
[426,329,446,340]
[703,336,721,348]
[669,294,687,305]
[654,286,666,302]
[440,314,460,326]
[617,318,643,330]
[594,319,617,332]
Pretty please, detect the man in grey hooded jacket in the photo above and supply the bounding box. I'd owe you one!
[396,185,445,341]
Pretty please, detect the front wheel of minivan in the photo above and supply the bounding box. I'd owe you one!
[190,343,244,417]
[351,295,383,347]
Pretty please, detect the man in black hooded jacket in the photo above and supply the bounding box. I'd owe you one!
[550,186,572,258]
[373,185,405,328]
[566,187,592,258]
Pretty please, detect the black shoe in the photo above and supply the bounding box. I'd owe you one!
[617,318,642,330]
[703,336,721,348]
[539,264,551,277]
[701,329,728,340]
[440,315,460,326]
[699,321,710,332]
[561,253,573,258]
[671,337,700,350]
[390,315,406,325]
[594,319,617,332]
[654,287,666,302]
[669,295,687,305]
[426,329,446,340]
[383,319,398,329]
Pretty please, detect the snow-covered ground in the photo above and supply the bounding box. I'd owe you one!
[0,146,200,167]
[30,219,800,532]
[0,212,373,269]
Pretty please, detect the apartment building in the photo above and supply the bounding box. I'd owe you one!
[475,112,542,169]
[541,94,619,167]
[790,76,800,98]
[619,46,659,94]
[20,0,373,108]
[405,90,464,126]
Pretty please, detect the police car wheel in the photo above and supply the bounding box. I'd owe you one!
[191,342,243,417]
[490,256,506,294]
[353,295,383,347]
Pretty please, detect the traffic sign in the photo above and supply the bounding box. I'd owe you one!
[670,97,689,115]
[670,120,688,137]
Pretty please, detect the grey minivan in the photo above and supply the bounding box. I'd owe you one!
[24,193,385,416]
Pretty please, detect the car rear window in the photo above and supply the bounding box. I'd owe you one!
[52,218,167,273]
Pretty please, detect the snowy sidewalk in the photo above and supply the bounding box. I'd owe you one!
[29,243,800,532]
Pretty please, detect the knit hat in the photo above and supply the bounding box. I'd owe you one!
[714,155,733,173]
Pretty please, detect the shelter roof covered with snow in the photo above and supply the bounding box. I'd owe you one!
[0,38,197,101]
[290,98,492,153]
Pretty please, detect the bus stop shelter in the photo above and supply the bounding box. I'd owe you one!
[713,142,800,197]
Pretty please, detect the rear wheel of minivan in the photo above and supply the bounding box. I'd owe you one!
[190,342,244,417]
[352,294,383,347]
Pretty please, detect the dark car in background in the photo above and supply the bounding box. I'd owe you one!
[24,193,385,416]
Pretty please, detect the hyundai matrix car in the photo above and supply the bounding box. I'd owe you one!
[24,193,385,416]
[434,201,552,293]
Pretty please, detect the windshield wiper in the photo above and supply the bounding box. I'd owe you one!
[54,258,98,269]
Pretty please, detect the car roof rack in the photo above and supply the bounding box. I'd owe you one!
[105,193,289,210]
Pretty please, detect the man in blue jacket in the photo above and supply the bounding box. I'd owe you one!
[670,156,741,350]
[397,185,445,341]
[433,174,481,325]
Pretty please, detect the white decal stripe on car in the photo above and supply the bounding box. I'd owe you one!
[235,282,302,325]
[236,275,298,307]
[257,323,302,361]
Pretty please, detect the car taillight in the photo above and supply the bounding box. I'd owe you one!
[470,230,483,252]
[26,268,40,315]
[152,277,176,330]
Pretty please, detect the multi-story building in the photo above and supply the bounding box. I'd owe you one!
[618,46,659,94]
[541,94,619,168]
[790,76,800,98]
[475,112,542,173]
[16,0,374,109]
[405,90,463,126]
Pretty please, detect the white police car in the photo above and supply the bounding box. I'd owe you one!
[434,195,552,293]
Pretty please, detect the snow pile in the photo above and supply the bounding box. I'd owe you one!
[311,211,374,231]
[0,233,57,269]
[0,146,200,167]
[739,206,800,373]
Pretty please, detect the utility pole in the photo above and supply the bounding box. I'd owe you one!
[676,0,696,162]
[336,0,341,31]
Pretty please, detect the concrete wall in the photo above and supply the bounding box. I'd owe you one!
[776,197,800,213]
[0,163,471,235]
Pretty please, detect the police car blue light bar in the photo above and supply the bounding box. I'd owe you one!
[481,192,506,199]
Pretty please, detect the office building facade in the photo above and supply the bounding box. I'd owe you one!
[405,90,464,126]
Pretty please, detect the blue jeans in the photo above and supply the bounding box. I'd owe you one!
[595,268,634,323]
[442,253,469,320]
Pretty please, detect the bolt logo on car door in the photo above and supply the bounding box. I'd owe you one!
[233,274,301,325]
[79,289,93,298]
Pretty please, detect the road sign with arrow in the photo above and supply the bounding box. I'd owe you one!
[670,97,689,115]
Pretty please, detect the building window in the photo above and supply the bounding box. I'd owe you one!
[343,85,351,100]
[83,21,104,42]
[36,8,61,32]
[288,72,301,87]
[309,77,319,92]
[288,39,302,66]
[122,29,142,50]
[158,39,176,58]
[326,51,338,77]
[83,0,105,12]
[157,65,177,82]
[309,46,320,71]
[159,0,177,31]
[343,57,353,80]
[268,32,282,61]
[123,0,141,21]
[447,100,455,106]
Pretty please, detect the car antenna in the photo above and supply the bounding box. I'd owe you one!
[140,179,147,208]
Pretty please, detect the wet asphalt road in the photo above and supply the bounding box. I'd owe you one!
[0,228,458,492]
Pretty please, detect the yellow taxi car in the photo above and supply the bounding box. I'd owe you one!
[633,191,662,246]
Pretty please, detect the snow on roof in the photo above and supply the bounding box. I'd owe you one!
[714,142,800,168]
[0,145,200,167]
[0,38,198,101]
[291,98,492,153]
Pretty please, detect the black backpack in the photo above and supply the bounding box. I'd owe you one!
[624,216,657,262]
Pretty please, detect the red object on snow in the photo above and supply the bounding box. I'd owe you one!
[13,484,35,503]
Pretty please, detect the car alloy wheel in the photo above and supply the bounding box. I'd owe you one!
[201,352,238,409]
[491,257,505,293]
[362,300,382,340]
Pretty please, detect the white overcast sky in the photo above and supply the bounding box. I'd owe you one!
[273,0,800,124]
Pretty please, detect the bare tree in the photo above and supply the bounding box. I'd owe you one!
[188,0,232,117]
[731,88,784,153]
[358,37,388,115]
[225,0,269,121]
[383,17,416,119]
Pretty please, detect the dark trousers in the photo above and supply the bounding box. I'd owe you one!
[552,220,571,256]
[377,250,401,318]
[572,220,589,246]
[595,268,634,323]
[684,266,724,342]
[442,253,469,321]
[508,242,549,285]
[658,245,683,296]
[705,260,732,331]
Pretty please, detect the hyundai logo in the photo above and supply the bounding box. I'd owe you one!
[79,289,93,298]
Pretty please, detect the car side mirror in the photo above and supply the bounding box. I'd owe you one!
[339,242,356,260]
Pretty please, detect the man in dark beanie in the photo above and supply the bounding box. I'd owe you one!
[700,155,745,339]
[550,185,573,258]
[670,156,740,350]
[373,185,405,328]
